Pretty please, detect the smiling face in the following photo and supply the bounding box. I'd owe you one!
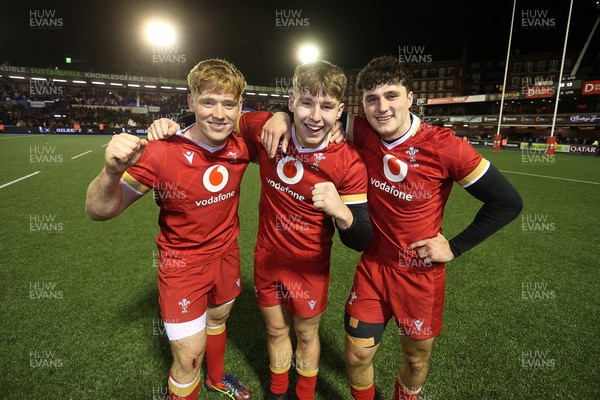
[357,55,415,141]
[288,60,347,148]
[289,90,344,148]
[187,91,242,146]
[185,58,246,146]
[362,83,413,142]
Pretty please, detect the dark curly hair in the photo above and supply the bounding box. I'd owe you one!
[356,55,413,94]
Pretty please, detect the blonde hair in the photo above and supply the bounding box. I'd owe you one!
[292,60,347,101]
[187,58,247,100]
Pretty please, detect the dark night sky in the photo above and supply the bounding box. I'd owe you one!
[1,0,599,86]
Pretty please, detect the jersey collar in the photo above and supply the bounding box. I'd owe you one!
[380,112,421,150]
[291,124,330,153]
[176,124,227,153]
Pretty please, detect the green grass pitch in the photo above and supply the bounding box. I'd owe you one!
[0,133,599,399]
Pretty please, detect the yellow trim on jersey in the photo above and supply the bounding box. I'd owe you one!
[206,324,226,336]
[340,193,367,205]
[410,116,421,136]
[168,372,200,397]
[458,158,490,188]
[121,172,151,194]
[233,114,242,137]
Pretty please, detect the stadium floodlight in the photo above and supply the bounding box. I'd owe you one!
[145,21,176,47]
[298,44,319,63]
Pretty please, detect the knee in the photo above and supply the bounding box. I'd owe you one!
[266,322,290,339]
[207,303,234,326]
[295,324,319,346]
[403,352,430,374]
[345,343,373,368]
[172,349,203,375]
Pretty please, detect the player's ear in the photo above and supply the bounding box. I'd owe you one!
[407,90,414,107]
[187,93,196,112]
[288,95,295,112]
[337,102,345,119]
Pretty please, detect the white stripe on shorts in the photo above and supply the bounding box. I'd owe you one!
[164,312,207,341]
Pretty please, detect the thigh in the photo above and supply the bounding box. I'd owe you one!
[390,267,446,340]
[208,243,242,305]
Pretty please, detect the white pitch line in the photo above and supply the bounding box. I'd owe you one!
[500,170,600,185]
[0,135,45,140]
[71,150,92,160]
[101,143,108,147]
[0,171,41,189]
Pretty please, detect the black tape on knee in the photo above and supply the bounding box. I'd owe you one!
[344,311,385,348]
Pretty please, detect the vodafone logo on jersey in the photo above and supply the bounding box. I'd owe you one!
[276,156,304,185]
[203,165,229,192]
[382,154,408,182]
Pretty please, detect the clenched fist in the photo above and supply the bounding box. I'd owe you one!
[312,182,353,229]
[104,133,147,175]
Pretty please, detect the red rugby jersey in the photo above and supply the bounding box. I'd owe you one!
[122,126,256,263]
[351,114,489,267]
[238,111,368,262]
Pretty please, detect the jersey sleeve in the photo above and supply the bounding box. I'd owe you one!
[121,142,162,195]
[436,130,489,188]
[338,145,368,205]
[236,111,274,146]
[349,115,375,151]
